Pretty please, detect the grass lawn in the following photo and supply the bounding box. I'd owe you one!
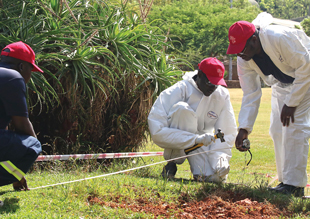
[1,87,310,218]
[228,88,276,182]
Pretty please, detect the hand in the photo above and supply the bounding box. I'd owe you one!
[235,129,249,152]
[280,104,296,127]
[195,133,215,146]
[13,177,29,191]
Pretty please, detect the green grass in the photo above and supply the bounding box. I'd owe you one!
[229,88,277,182]
[1,87,310,218]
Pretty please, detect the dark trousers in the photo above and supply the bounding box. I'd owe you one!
[0,130,42,186]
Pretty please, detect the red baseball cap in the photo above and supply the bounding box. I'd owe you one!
[1,41,43,73]
[198,57,227,87]
[226,21,256,54]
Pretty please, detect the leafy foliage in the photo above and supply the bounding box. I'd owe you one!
[0,1,60,108]
[258,0,310,19]
[0,0,189,154]
[301,16,310,35]
[147,0,260,67]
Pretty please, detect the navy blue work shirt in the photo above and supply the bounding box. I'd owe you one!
[0,64,28,129]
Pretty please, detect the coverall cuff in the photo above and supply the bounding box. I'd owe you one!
[238,127,252,135]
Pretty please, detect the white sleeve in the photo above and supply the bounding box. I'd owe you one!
[278,32,310,107]
[147,82,197,150]
[237,57,262,134]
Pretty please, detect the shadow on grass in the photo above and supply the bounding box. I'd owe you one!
[0,197,20,214]
[0,190,15,196]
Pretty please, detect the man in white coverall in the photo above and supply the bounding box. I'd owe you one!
[148,57,237,182]
[227,12,310,197]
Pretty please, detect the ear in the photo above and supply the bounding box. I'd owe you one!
[17,62,23,73]
[251,35,258,44]
[197,70,204,78]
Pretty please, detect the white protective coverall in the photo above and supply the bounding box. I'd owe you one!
[238,14,310,187]
[148,71,237,181]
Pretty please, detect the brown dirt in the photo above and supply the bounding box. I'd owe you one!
[87,191,294,218]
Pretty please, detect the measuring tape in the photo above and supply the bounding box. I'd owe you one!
[30,146,233,190]
[36,152,164,161]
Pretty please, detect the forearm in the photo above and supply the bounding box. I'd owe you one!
[11,116,36,138]
[151,127,197,149]
[238,81,262,133]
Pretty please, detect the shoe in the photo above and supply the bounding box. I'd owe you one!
[270,183,304,197]
[161,162,177,178]
[193,175,212,182]
[193,175,203,182]
[193,174,224,183]
[268,182,283,191]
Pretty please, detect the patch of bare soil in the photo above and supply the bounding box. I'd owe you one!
[87,191,294,218]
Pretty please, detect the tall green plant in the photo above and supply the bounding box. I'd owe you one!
[0,1,60,108]
[0,0,190,154]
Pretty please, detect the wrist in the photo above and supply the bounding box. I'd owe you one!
[239,128,248,134]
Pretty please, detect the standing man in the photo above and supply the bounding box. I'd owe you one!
[227,13,310,196]
[0,41,42,191]
[148,57,237,182]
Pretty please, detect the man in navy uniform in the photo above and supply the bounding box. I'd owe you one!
[0,41,42,191]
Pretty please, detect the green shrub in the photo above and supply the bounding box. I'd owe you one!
[147,0,260,67]
[301,17,310,36]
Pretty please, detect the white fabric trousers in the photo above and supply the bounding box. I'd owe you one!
[270,84,310,187]
[164,102,230,182]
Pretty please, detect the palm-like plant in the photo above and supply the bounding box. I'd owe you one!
[0,1,60,108]
[0,0,190,154]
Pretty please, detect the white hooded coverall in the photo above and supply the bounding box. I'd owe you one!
[148,71,237,181]
[237,22,310,187]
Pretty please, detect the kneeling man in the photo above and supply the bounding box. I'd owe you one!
[148,57,237,182]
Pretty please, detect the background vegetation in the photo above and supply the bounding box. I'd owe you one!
[253,0,310,36]
[147,0,260,67]
[257,0,310,19]
[0,0,189,155]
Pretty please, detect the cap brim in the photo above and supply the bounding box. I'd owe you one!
[32,64,44,73]
[208,76,227,87]
[226,40,247,55]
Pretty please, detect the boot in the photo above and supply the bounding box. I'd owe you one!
[270,183,304,197]
[268,182,283,191]
[161,162,177,178]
